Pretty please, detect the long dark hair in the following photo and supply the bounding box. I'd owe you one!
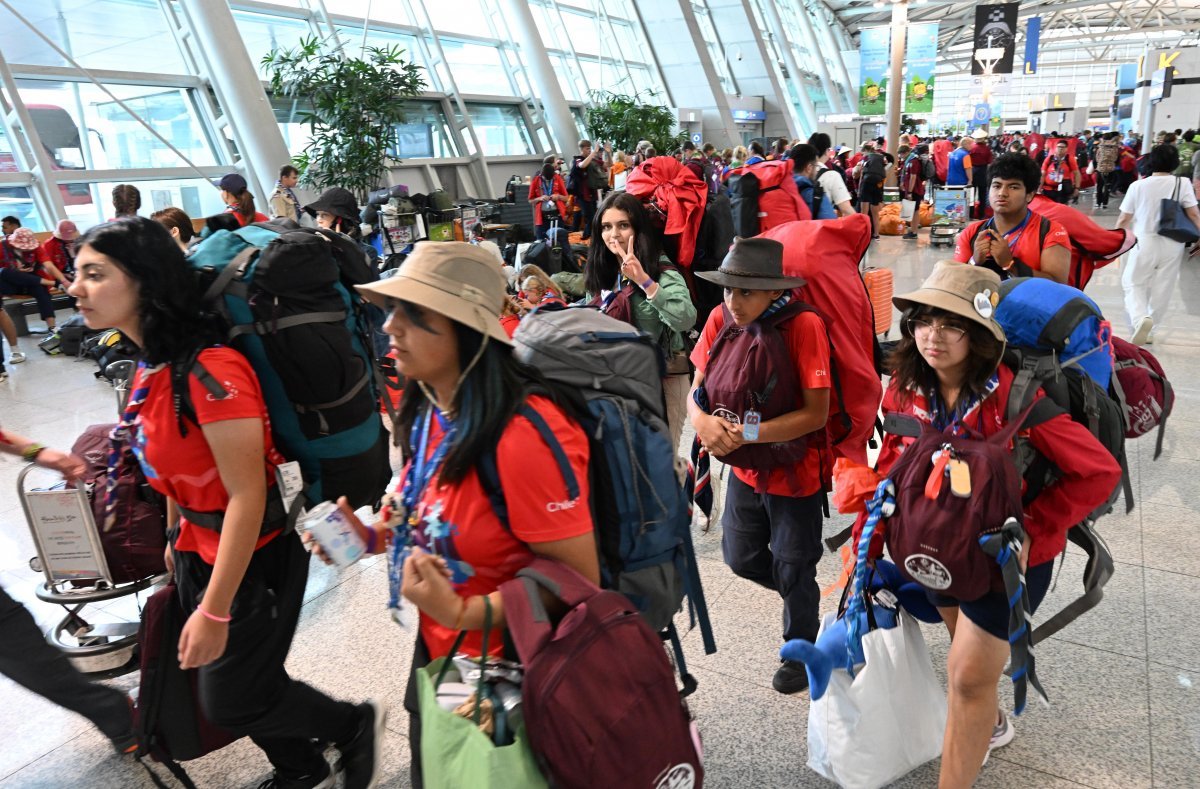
[394,301,548,485]
[112,184,141,217]
[77,217,223,367]
[584,191,662,295]
[229,188,258,222]
[887,306,1004,410]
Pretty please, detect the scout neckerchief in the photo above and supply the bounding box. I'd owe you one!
[983,209,1033,255]
[103,361,159,531]
[919,372,1000,435]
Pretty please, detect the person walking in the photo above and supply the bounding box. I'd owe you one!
[270,165,303,223]
[1115,144,1200,345]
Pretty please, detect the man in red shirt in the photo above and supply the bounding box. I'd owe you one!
[1040,139,1080,204]
[955,153,1070,283]
[688,237,831,696]
[901,144,930,239]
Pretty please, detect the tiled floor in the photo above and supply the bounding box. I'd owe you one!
[1,205,1197,787]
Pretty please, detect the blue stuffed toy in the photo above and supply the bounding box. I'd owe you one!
[780,481,941,701]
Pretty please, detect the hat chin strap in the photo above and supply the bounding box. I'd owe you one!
[415,334,491,417]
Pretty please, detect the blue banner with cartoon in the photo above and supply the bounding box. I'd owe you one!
[904,23,938,113]
[858,27,890,115]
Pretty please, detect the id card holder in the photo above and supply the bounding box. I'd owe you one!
[742,410,761,442]
[275,461,304,513]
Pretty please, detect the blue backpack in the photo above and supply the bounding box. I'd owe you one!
[186,222,391,511]
[478,306,716,693]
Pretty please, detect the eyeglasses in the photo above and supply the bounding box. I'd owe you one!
[907,318,967,342]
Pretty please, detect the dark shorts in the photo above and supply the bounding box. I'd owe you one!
[926,560,1055,641]
[859,181,884,205]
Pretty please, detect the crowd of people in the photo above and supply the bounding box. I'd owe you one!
[1,116,1199,789]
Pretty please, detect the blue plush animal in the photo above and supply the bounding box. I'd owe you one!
[780,481,940,701]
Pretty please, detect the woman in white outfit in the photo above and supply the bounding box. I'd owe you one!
[1116,144,1200,345]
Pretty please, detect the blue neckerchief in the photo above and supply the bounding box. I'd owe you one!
[758,291,793,321]
[928,373,1000,433]
[275,180,300,212]
[387,405,455,618]
[983,209,1032,253]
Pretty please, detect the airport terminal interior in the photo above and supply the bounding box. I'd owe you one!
[0,1,1199,787]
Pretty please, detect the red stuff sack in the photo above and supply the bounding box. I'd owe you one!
[500,558,703,789]
[1110,336,1174,457]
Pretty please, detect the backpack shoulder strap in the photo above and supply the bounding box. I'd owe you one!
[1037,215,1051,249]
[478,402,579,535]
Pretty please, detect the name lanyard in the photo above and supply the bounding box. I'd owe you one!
[985,209,1032,253]
[386,406,455,619]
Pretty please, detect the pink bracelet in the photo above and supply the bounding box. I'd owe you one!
[196,604,232,623]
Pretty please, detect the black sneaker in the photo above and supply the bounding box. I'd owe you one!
[256,760,336,789]
[339,701,386,789]
[772,660,810,695]
[903,233,918,239]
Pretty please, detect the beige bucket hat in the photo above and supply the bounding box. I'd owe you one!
[893,262,1006,343]
[355,241,512,345]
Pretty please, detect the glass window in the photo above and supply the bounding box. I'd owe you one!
[325,1,414,25]
[390,101,459,159]
[560,10,600,56]
[0,0,187,73]
[61,177,228,231]
[0,184,49,233]
[332,25,423,67]
[468,103,533,156]
[425,0,493,37]
[549,53,583,101]
[580,59,630,95]
[232,9,312,78]
[440,39,512,95]
[17,79,220,171]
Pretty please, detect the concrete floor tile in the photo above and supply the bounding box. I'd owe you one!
[1041,548,1147,661]
[1147,662,1200,789]
[1092,496,1143,567]
[1138,501,1200,578]
[1136,453,1200,510]
[1143,569,1200,672]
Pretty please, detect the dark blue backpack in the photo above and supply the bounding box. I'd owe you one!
[478,306,716,692]
[187,222,391,510]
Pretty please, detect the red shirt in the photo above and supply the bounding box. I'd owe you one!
[954,210,1070,272]
[901,156,926,199]
[38,237,75,276]
[131,347,284,564]
[529,174,567,226]
[225,208,270,227]
[856,366,1121,567]
[401,396,593,659]
[1041,154,1079,190]
[691,307,831,498]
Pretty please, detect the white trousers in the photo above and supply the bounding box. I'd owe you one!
[1121,236,1187,329]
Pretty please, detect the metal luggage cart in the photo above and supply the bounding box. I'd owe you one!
[929,185,972,248]
[19,464,166,677]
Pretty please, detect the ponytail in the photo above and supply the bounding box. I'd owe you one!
[234,190,256,221]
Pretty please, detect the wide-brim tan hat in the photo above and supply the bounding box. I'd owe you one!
[356,241,512,346]
[893,261,1005,343]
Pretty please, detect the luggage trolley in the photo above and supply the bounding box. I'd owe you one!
[19,465,166,677]
[928,185,972,248]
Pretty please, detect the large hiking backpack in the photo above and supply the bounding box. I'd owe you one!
[690,192,735,328]
[486,306,716,671]
[760,215,881,467]
[499,559,703,788]
[135,583,239,788]
[724,160,810,237]
[83,328,140,382]
[71,424,167,585]
[187,223,391,510]
[994,277,1131,643]
[1028,195,1137,290]
[700,300,825,485]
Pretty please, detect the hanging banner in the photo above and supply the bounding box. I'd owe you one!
[971,3,1019,76]
[904,23,938,113]
[1024,17,1041,75]
[858,26,891,115]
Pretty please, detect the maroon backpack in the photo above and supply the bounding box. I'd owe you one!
[1109,336,1173,458]
[700,299,825,488]
[71,423,166,584]
[882,404,1033,601]
[499,558,703,788]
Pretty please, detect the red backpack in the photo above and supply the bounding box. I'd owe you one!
[1110,336,1173,457]
[499,558,703,788]
[723,160,810,237]
[700,300,825,489]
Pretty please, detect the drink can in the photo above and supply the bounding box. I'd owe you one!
[300,501,366,568]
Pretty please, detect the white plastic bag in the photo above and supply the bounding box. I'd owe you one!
[900,199,917,222]
[807,610,946,789]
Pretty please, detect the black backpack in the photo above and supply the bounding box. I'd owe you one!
[522,240,562,275]
[83,328,140,382]
[726,170,761,238]
[691,193,735,328]
[922,157,936,181]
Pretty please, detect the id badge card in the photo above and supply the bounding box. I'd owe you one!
[275,461,304,513]
[742,409,762,442]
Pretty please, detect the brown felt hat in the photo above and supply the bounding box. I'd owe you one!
[694,237,806,291]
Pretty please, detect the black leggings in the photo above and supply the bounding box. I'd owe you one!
[174,532,360,779]
[0,269,55,319]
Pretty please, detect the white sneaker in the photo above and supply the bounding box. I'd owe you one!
[1131,316,1153,346]
[982,709,1016,766]
[0,371,7,382]
[8,351,26,364]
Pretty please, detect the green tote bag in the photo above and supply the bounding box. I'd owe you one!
[416,597,548,789]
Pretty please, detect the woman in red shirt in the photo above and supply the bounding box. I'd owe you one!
[528,156,568,240]
[854,263,1120,786]
[67,217,380,789]
[217,173,269,226]
[334,242,599,788]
